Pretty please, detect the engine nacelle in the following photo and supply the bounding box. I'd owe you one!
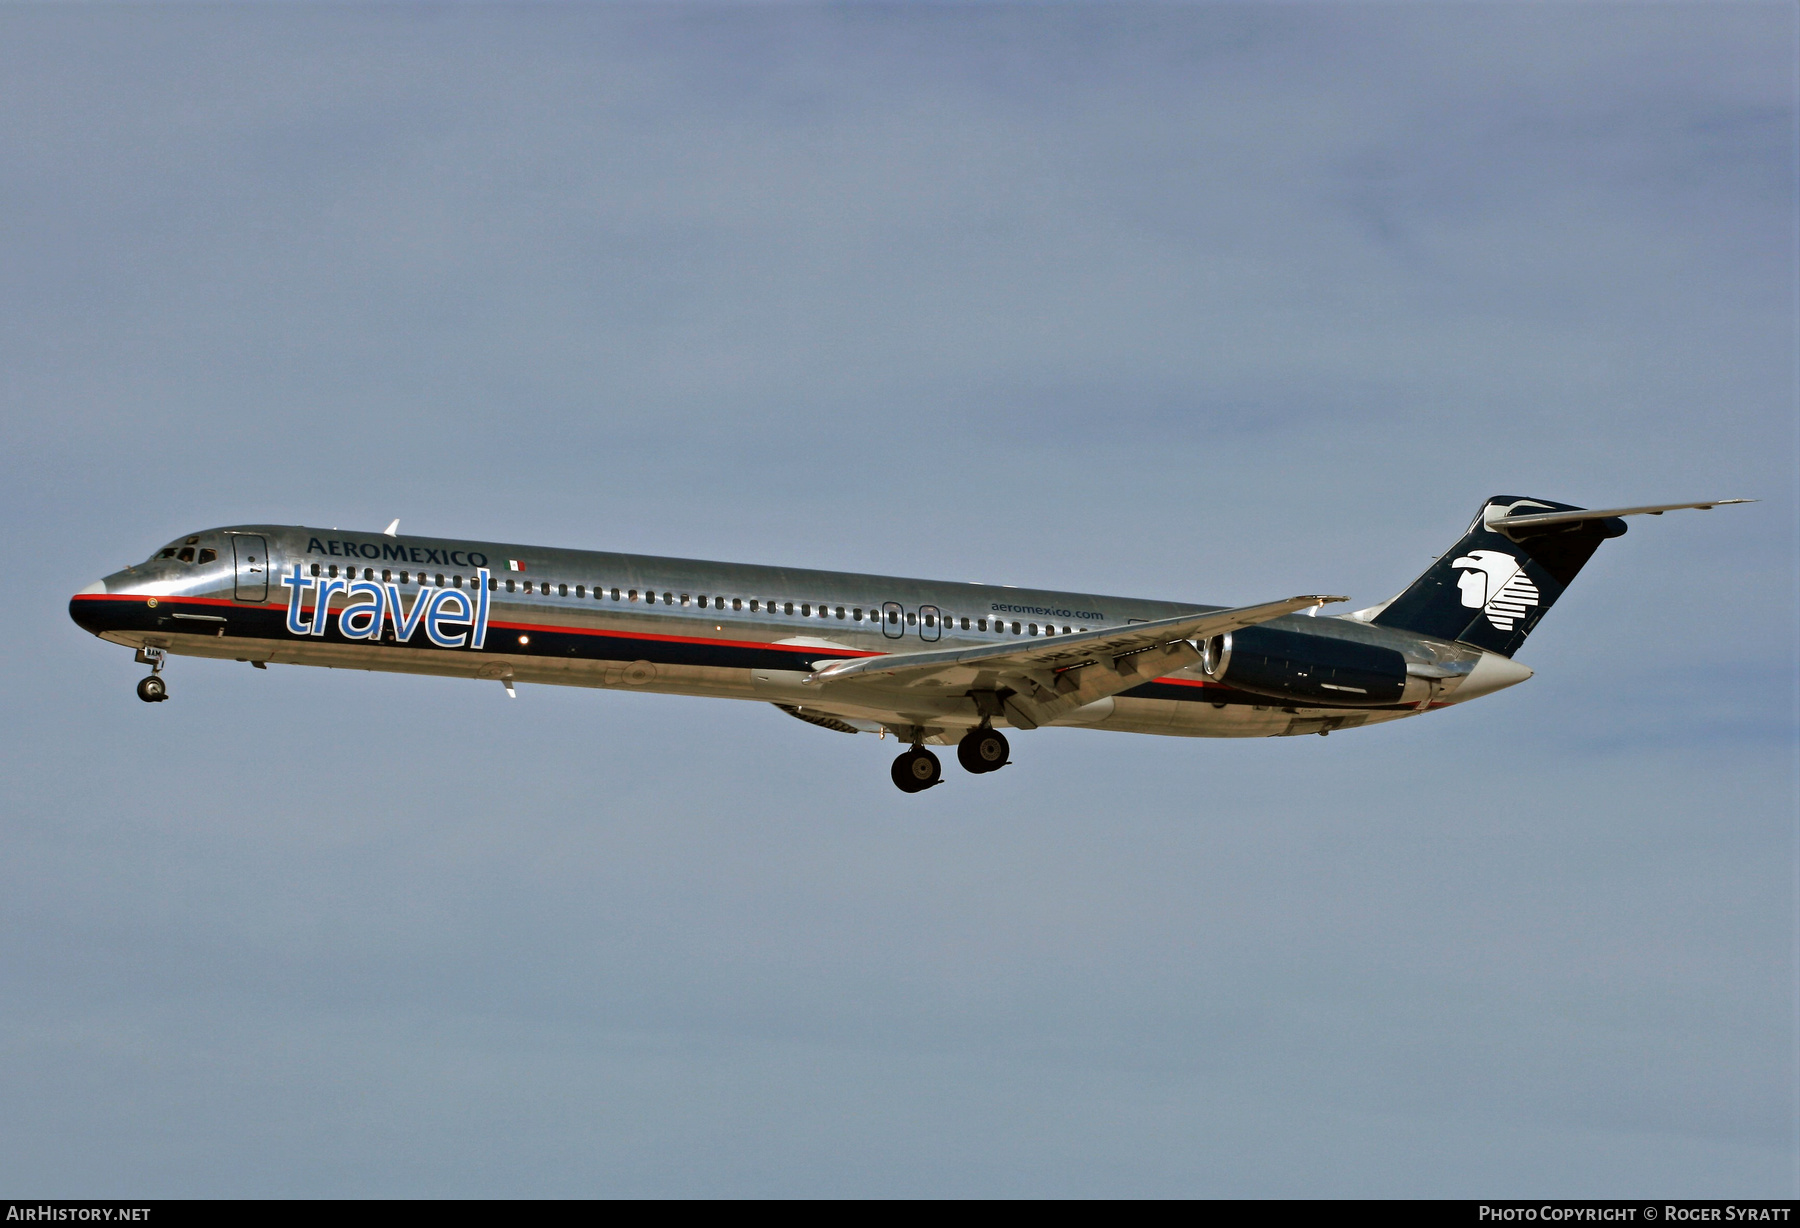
[1199,625,1407,707]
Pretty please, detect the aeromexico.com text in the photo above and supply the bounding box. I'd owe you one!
[280,564,491,650]
[989,602,1106,621]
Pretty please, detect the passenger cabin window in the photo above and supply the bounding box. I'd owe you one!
[311,564,321,578]
[905,612,916,626]
[505,578,516,592]
[1012,621,1021,634]
[559,584,567,597]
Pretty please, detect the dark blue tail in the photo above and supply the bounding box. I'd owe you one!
[1371,496,1627,656]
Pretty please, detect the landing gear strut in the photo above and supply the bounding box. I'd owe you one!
[891,747,941,793]
[957,728,1009,774]
[135,646,168,703]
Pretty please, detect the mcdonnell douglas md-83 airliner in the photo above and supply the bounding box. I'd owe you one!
[69,495,1747,792]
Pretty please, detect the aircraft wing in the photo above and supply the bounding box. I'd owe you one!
[805,594,1346,729]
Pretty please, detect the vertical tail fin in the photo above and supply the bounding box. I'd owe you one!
[1369,496,1628,656]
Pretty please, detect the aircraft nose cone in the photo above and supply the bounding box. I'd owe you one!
[69,578,119,635]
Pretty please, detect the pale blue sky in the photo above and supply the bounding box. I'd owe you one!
[1,2,1793,1195]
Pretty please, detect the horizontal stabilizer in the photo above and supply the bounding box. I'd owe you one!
[1488,498,1753,532]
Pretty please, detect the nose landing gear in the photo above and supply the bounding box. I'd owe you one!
[134,646,168,703]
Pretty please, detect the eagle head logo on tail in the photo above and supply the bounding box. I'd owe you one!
[1451,549,1540,631]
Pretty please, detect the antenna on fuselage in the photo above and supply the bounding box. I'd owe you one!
[383,519,400,537]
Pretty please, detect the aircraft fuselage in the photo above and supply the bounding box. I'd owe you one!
[70,523,1508,747]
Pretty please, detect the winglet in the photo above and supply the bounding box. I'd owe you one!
[384,519,401,537]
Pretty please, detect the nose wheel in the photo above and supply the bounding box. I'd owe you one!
[891,748,941,793]
[135,645,168,703]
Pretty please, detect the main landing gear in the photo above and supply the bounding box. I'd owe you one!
[890,728,1012,792]
[891,747,941,793]
[957,728,1009,775]
[135,646,168,703]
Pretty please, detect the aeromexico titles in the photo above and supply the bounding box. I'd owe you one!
[69,496,1749,792]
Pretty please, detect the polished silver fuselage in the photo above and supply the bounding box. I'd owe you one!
[71,524,1507,742]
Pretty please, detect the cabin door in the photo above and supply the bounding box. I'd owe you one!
[233,534,269,603]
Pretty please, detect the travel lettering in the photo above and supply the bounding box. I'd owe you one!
[280,564,490,649]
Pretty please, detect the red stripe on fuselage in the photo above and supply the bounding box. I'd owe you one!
[71,593,245,609]
[1142,675,1229,689]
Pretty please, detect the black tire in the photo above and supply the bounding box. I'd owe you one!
[890,748,942,793]
[957,729,1009,774]
[136,676,166,703]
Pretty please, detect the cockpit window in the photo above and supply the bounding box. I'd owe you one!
[197,548,217,564]
[158,548,177,560]
[177,547,195,562]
